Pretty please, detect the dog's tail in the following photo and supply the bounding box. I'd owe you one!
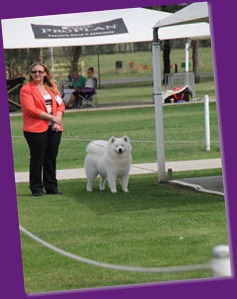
[86,140,108,154]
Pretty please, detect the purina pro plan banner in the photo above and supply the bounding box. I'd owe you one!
[31,18,128,39]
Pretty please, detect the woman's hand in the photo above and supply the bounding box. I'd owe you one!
[52,123,60,132]
[52,112,63,125]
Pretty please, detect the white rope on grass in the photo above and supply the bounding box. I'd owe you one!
[19,225,211,273]
[11,135,220,144]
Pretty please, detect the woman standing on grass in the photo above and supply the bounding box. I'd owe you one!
[20,62,65,197]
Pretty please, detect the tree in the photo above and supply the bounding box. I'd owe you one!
[162,40,171,84]
[192,40,200,83]
[62,46,82,73]
[4,48,50,78]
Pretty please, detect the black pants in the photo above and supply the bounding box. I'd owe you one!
[24,127,62,194]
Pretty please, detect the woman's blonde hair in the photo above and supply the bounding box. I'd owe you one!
[29,61,58,94]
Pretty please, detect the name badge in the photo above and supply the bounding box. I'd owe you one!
[55,95,63,105]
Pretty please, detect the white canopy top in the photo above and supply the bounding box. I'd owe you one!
[1,8,171,49]
[159,22,209,40]
[2,6,210,49]
[154,2,209,28]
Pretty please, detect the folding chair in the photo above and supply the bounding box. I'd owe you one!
[77,77,98,108]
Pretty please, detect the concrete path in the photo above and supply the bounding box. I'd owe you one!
[15,158,222,180]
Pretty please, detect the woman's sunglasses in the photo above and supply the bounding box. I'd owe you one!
[31,70,45,74]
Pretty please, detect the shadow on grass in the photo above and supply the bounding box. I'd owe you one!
[45,174,225,215]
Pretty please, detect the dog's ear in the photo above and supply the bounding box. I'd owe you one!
[123,135,130,143]
[109,136,116,143]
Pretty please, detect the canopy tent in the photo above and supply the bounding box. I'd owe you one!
[152,1,210,182]
[154,1,209,28]
[1,7,209,49]
[1,6,209,76]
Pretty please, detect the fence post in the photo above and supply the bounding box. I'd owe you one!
[204,95,210,151]
[211,245,231,277]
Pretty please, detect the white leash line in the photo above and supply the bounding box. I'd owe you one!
[19,225,210,273]
[131,165,157,173]
[11,135,220,144]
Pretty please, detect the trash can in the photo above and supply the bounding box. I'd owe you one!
[115,60,123,69]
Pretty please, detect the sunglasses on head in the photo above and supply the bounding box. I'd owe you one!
[31,70,45,74]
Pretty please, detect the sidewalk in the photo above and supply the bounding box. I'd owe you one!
[15,158,222,183]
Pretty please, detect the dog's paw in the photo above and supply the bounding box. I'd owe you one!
[110,189,118,193]
[99,184,105,191]
[123,188,129,192]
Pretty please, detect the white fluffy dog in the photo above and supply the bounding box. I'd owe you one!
[84,135,132,193]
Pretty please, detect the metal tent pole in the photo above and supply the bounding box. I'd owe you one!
[152,28,166,182]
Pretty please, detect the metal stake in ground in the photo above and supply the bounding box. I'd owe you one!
[204,95,211,151]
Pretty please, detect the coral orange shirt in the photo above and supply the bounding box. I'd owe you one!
[20,81,65,133]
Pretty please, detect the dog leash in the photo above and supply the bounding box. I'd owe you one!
[63,130,106,147]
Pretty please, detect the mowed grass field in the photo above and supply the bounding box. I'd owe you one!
[10,100,230,294]
[10,102,221,172]
[17,170,228,294]
[95,76,216,104]
[10,46,227,294]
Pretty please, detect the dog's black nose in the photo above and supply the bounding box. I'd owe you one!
[119,148,122,153]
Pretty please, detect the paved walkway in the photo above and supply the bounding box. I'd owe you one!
[15,158,222,183]
[15,158,224,196]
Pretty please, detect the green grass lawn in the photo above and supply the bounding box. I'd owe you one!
[11,97,228,294]
[18,171,228,294]
[10,102,221,172]
[106,76,215,97]
[89,76,216,104]
[7,43,228,294]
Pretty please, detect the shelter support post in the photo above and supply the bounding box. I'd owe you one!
[152,28,166,182]
[185,38,191,85]
[50,47,54,72]
[185,38,191,72]
[204,94,211,151]
[97,52,101,89]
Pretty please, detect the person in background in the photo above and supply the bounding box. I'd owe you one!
[83,67,96,90]
[76,67,97,108]
[20,61,65,197]
[65,71,87,108]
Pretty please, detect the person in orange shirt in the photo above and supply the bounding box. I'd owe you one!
[20,62,65,197]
